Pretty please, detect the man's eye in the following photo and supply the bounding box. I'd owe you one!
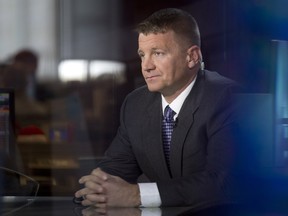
[154,52,163,56]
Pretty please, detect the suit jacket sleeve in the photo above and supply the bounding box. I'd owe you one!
[96,94,143,183]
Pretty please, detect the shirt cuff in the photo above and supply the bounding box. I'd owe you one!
[138,183,161,207]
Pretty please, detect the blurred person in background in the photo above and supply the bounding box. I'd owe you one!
[1,50,48,117]
[11,49,38,100]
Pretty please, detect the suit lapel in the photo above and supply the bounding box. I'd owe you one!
[170,70,205,177]
[142,94,171,178]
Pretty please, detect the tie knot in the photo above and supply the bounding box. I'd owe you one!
[164,106,175,122]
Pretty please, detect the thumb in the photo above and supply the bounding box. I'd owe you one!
[91,167,109,181]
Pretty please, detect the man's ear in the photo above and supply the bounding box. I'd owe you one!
[186,45,202,69]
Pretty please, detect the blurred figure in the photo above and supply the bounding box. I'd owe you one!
[1,49,48,124]
[10,49,38,100]
[2,62,47,117]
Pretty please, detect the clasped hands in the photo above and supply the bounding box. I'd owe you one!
[75,168,141,208]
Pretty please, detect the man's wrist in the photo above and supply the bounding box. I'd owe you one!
[134,184,142,207]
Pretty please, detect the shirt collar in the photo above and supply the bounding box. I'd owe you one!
[162,76,197,118]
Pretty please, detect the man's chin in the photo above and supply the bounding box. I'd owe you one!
[147,86,160,93]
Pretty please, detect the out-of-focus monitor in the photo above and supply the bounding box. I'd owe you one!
[0,88,15,159]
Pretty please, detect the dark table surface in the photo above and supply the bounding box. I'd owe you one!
[2,196,288,216]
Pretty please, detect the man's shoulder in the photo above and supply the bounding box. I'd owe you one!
[129,85,149,95]
[126,85,157,99]
[201,69,235,85]
[124,85,159,106]
[200,69,240,92]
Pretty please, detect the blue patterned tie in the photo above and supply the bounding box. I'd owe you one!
[162,105,176,169]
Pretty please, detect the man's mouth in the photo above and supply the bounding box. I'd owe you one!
[146,75,160,80]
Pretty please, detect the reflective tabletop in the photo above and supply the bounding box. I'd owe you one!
[2,196,288,216]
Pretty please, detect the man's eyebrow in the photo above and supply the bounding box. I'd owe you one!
[137,47,162,55]
[151,47,166,52]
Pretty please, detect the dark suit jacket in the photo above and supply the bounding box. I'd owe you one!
[98,69,239,208]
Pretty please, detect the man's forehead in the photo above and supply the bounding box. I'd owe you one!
[138,31,176,42]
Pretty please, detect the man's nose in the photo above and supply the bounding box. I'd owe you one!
[142,57,155,72]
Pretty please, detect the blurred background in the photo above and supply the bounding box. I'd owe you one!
[0,0,288,197]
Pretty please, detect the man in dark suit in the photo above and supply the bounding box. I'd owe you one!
[75,8,239,210]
